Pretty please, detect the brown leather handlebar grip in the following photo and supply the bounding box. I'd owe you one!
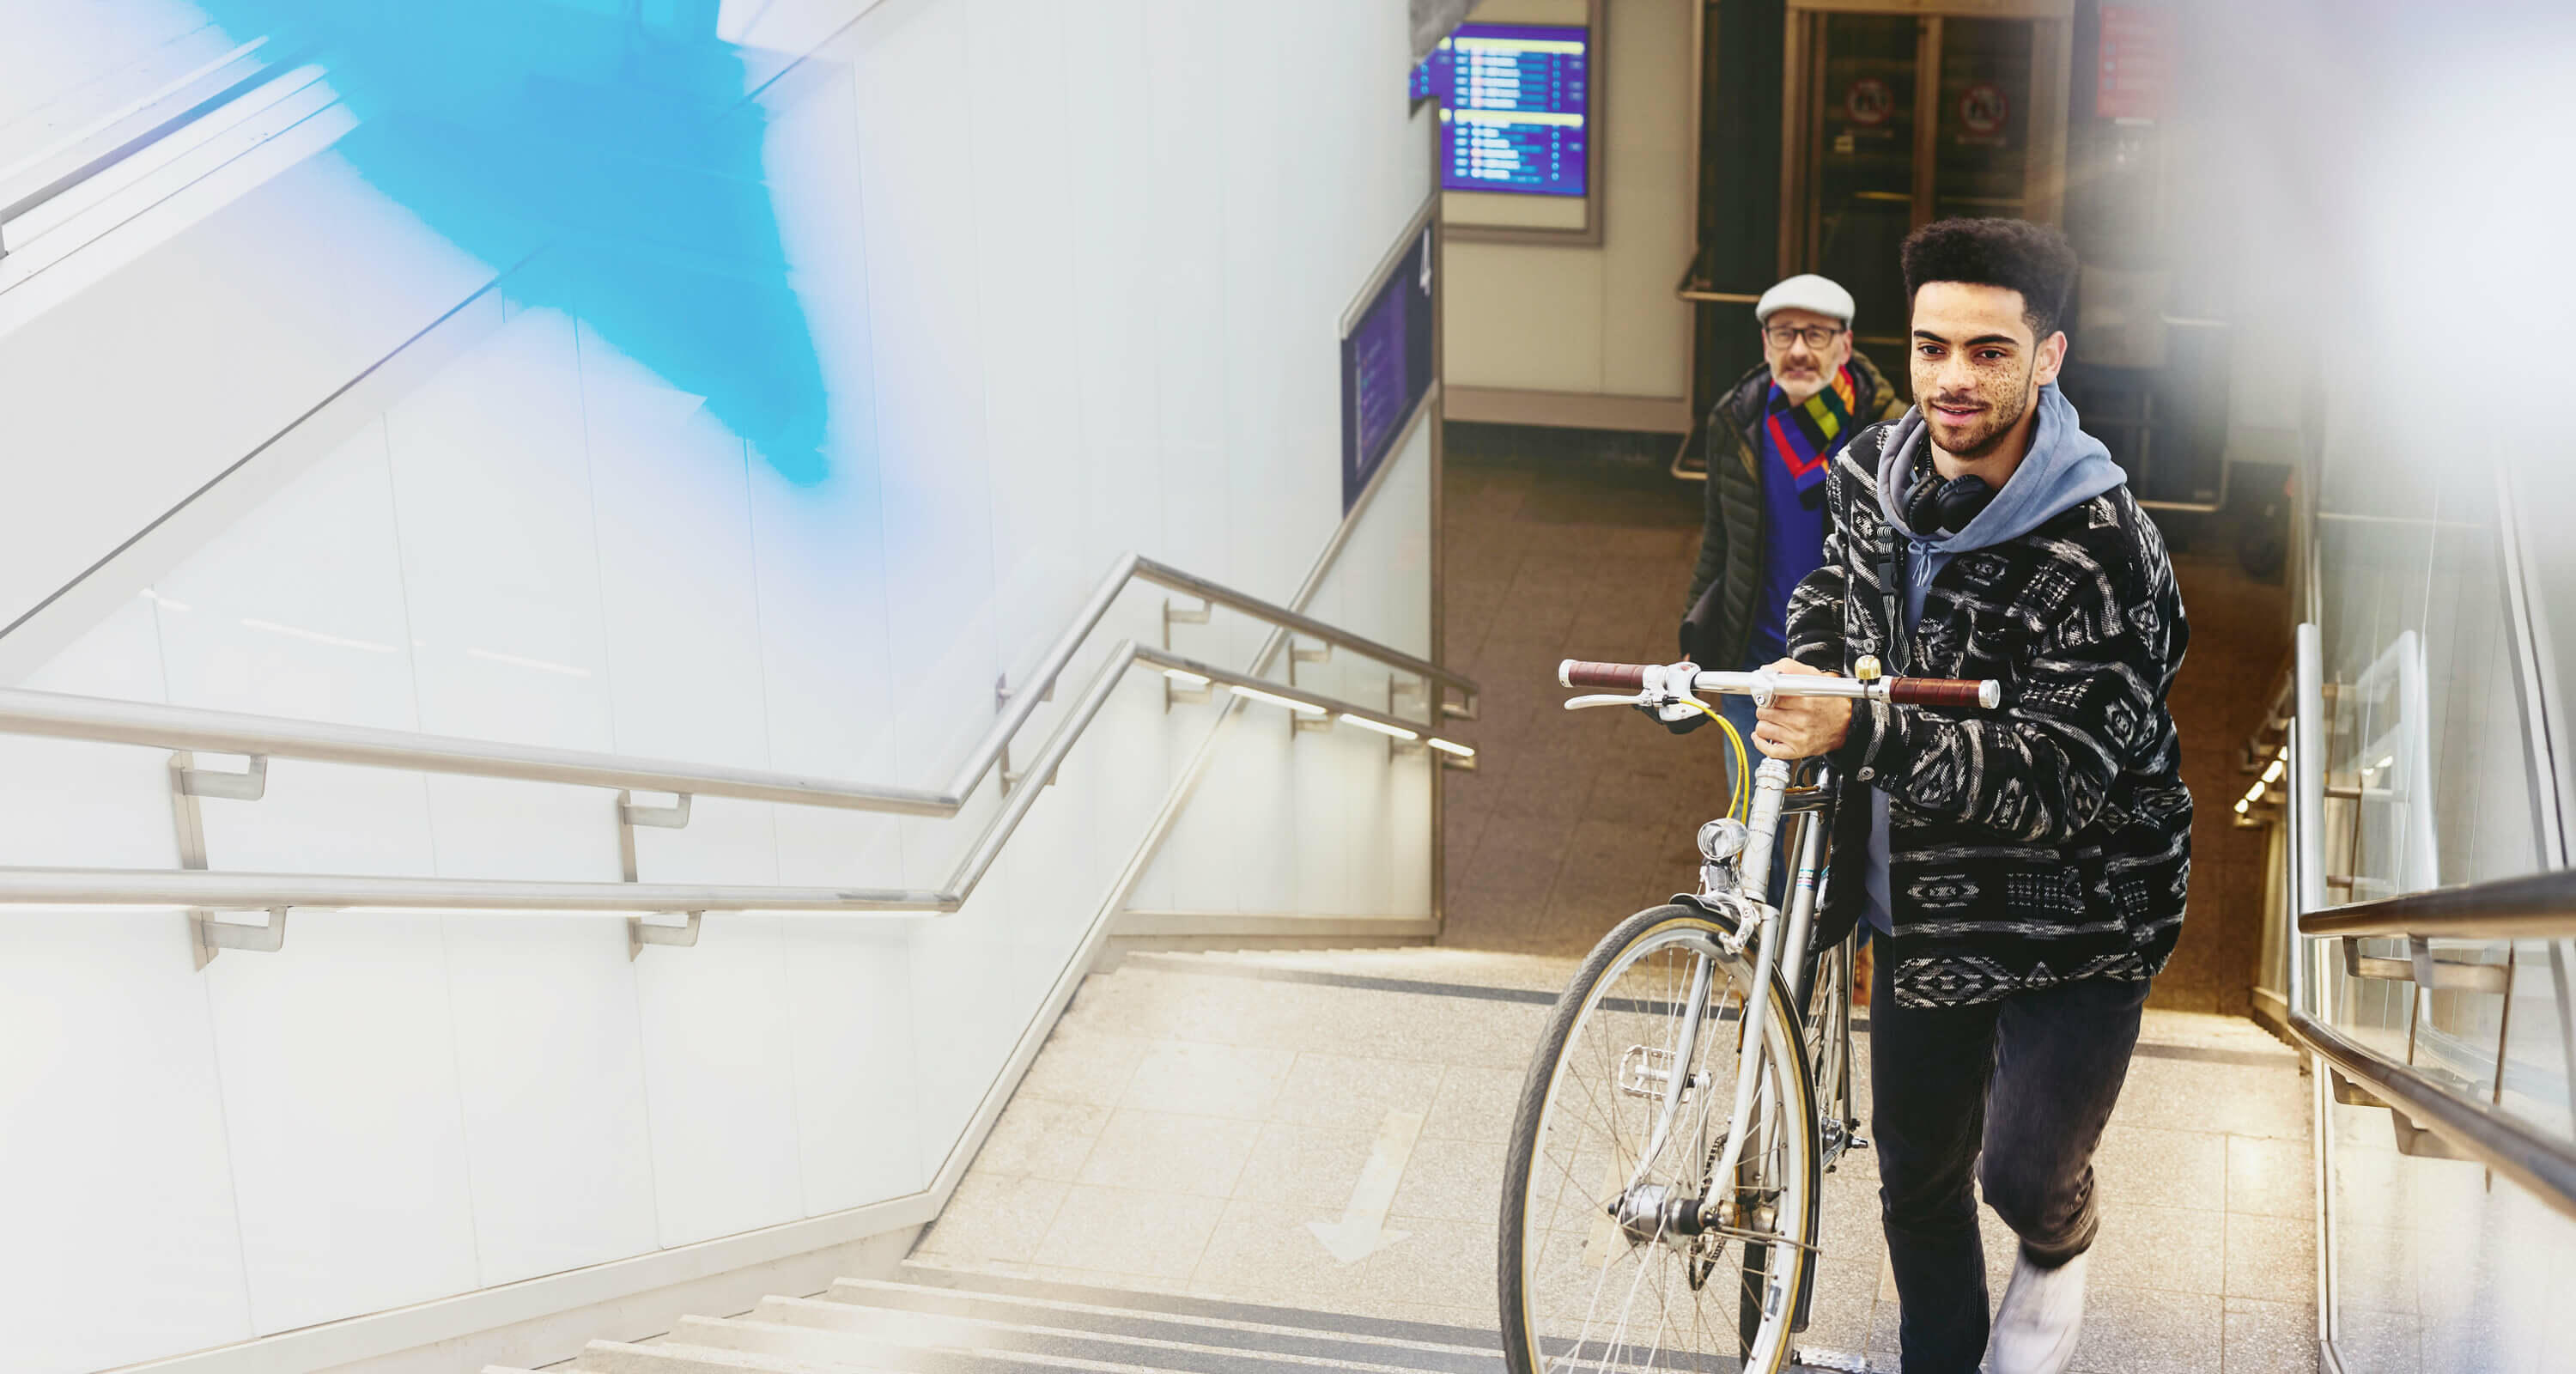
[1558,660,1650,690]
[1888,678,2001,709]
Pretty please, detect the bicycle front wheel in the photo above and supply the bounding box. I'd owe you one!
[1498,903,1820,1374]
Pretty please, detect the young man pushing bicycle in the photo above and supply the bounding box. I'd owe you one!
[1747,219,2192,1374]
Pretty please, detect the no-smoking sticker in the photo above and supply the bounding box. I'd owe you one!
[1845,77,1894,127]
[1958,82,2008,136]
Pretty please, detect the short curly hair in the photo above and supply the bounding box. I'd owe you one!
[1901,218,2079,339]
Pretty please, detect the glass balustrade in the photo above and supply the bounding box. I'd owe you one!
[2294,416,2576,1374]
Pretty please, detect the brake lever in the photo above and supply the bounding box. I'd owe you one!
[1564,692,1651,711]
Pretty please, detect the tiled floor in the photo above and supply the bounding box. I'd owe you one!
[916,947,2318,1372]
[1432,425,2290,1014]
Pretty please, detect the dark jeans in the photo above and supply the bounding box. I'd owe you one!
[1868,950,2148,1373]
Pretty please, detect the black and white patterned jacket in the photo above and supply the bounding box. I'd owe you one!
[1788,422,2192,1008]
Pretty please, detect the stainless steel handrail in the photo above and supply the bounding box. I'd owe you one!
[2285,619,2576,1223]
[0,551,1476,821]
[2298,870,2576,942]
[2286,1001,2576,1223]
[1,629,1463,918]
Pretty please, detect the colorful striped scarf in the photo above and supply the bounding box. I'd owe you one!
[1763,364,1859,498]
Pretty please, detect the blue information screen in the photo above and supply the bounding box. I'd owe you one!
[1417,23,1590,198]
[1342,226,1435,512]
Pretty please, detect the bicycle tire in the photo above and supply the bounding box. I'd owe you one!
[1498,902,1821,1374]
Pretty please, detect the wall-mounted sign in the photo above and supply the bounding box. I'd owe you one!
[1419,24,1593,198]
[1844,77,1894,128]
[1341,225,1436,513]
[1958,82,2008,138]
[2097,5,2173,122]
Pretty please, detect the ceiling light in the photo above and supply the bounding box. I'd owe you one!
[1339,713,1419,741]
[1426,738,1476,757]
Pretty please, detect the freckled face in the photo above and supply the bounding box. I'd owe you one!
[1908,282,2064,460]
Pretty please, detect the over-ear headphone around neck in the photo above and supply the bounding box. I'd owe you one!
[1904,467,1996,536]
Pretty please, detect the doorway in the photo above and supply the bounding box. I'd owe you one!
[1779,3,2072,370]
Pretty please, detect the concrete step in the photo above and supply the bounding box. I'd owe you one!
[568,1339,848,1373]
[674,1308,1485,1374]
[888,1266,1503,1352]
[809,1279,1499,1372]
[1117,947,1581,996]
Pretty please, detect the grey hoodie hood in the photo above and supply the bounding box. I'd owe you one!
[1875,382,2126,560]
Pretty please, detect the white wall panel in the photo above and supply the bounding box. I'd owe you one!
[441,915,660,1286]
[1062,0,1166,573]
[782,918,928,1209]
[905,873,1024,1174]
[1142,0,1235,586]
[206,913,480,1333]
[633,915,805,1247]
[0,597,179,871]
[0,913,251,1374]
[385,306,627,883]
[579,341,775,771]
[967,0,1097,679]
[844,3,1002,812]
[155,421,441,879]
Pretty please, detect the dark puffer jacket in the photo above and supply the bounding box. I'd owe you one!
[1787,421,2194,1009]
[1682,350,1906,669]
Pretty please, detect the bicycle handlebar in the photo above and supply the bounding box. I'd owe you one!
[1557,659,2002,710]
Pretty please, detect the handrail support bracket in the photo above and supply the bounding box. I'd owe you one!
[190,907,289,969]
[169,750,273,969]
[996,673,1060,792]
[617,790,693,883]
[1162,597,1212,651]
[629,911,703,960]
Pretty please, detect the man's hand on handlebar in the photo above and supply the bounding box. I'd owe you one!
[1751,659,1851,759]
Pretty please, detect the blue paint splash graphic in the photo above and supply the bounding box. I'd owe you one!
[196,0,832,484]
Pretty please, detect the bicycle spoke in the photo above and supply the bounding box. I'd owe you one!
[1507,913,1816,1374]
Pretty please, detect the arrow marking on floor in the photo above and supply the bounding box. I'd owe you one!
[1306,1108,1425,1264]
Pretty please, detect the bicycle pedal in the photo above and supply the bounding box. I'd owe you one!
[1790,1347,1880,1373]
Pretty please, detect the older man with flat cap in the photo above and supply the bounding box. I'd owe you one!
[1683,275,1906,697]
[1672,276,1905,991]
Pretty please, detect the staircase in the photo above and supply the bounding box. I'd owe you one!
[482,944,2313,1374]
[483,1262,1511,1373]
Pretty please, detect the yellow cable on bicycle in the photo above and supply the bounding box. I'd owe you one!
[1675,696,1752,822]
[1717,712,1751,822]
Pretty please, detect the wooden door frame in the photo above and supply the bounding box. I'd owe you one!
[1777,0,2073,281]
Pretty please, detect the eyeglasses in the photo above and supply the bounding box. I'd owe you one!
[1762,323,1845,350]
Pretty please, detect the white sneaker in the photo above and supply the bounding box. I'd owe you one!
[1987,1250,2088,1374]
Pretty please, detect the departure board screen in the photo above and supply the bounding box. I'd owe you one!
[1419,23,1590,198]
[1341,226,1435,512]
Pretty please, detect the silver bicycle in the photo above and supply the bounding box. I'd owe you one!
[1497,656,1999,1374]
